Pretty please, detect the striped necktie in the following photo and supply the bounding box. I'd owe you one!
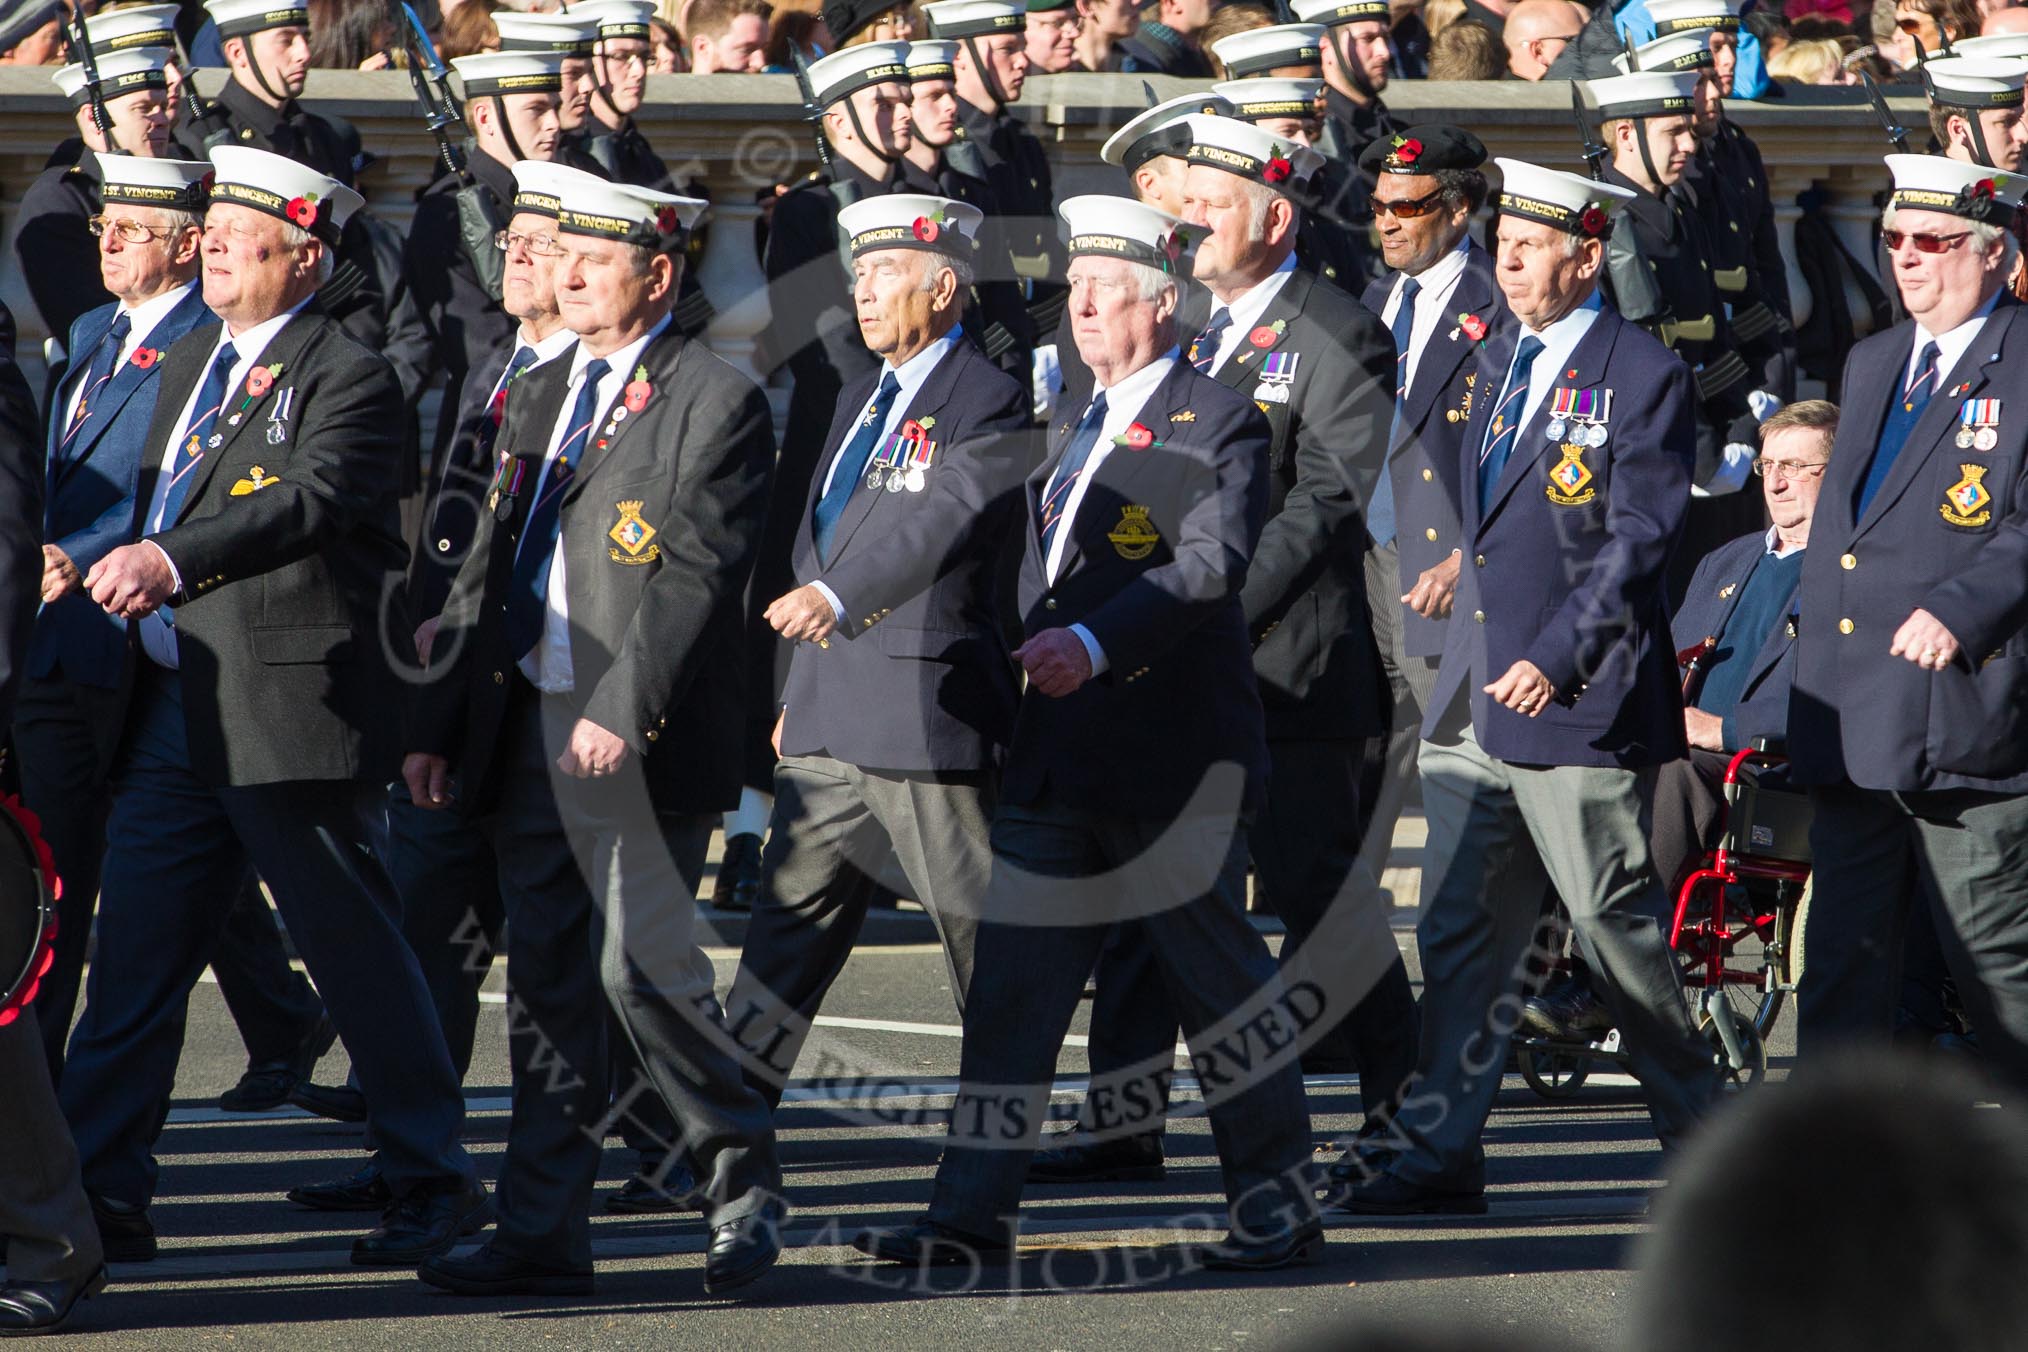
[1855,340,1940,517]
[1369,275,1422,547]
[504,357,608,659]
[62,312,131,449]
[1478,334,1544,517]
[1040,392,1108,559]
[1188,309,1231,375]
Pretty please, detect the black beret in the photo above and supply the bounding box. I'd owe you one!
[1357,124,1489,177]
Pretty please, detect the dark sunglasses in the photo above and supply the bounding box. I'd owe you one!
[1883,229,1973,254]
[1371,188,1447,220]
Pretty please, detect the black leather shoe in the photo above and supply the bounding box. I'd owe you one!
[88,1196,155,1264]
[1197,1222,1325,1271]
[1026,1127,1164,1184]
[0,1265,107,1335]
[851,1219,1009,1267]
[287,1163,391,1213]
[1324,1169,1486,1216]
[352,1183,494,1267]
[418,1242,593,1297]
[289,1081,369,1123]
[605,1164,702,1214]
[710,833,764,912]
[220,1014,338,1112]
[703,1198,786,1295]
[1521,978,1615,1040]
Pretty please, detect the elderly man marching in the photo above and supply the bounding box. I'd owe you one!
[1790,156,2028,1093]
[406,174,785,1297]
[1328,160,1721,1217]
[723,193,1033,1100]
[853,194,1322,1272]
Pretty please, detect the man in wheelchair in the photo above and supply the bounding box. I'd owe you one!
[1524,400,1833,1039]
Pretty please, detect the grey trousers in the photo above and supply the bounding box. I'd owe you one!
[0,1005,101,1284]
[928,797,1314,1240]
[1800,782,2028,1092]
[480,687,780,1268]
[1361,544,1443,881]
[1397,713,1716,1190]
[725,753,992,1108]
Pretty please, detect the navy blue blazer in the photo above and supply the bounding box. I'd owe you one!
[1002,360,1272,819]
[1363,242,1514,658]
[1671,530,1799,751]
[0,302,43,730]
[1426,301,1694,769]
[1790,301,2028,791]
[778,336,1034,774]
[30,286,211,690]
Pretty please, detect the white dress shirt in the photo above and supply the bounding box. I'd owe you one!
[518,314,670,693]
[61,282,195,432]
[1046,349,1179,675]
[812,328,961,620]
[1203,253,1297,375]
[1906,292,1999,392]
[1381,235,1472,393]
[140,299,307,670]
[1497,289,1603,444]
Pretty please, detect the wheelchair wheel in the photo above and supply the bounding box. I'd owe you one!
[1676,880,1801,1043]
[1518,1044,1592,1098]
[1699,1001,1767,1090]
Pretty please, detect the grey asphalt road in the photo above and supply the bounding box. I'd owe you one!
[42,880,1796,1352]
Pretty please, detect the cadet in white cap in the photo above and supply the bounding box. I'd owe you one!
[1955,31,2028,61]
[15,48,177,340]
[82,4,189,123]
[1038,109,1401,1197]
[854,190,1324,1273]
[1330,152,1719,1218]
[493,12,603,171]
[407,168,788,1301]
[723,187,1029,1137]
[1099,91,1233,213]
[1789,152,2028,1098]
[182,0,362,187]
[1211,22,1326,79]
[1214,77,1324,145]
[569,0,668,189]
[1293,0,1399,290]
[67,138,488,1271]
[1647,0,1741,87]
[1925,55,2028,171]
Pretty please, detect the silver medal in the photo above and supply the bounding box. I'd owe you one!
[904,467,926,493]
[1958,428,1977,449]
[865,466,885,491]
[1976,426,1999,451]
[1586,423,1608,448]
[1545,418,1566,441]
[886,467,905,492]
[207,434,222,448]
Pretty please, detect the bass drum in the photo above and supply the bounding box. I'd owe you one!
[0,795,57,1028]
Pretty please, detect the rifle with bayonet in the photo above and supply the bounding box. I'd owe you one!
[1860,68,1912,153]
[65,0,123,156]
[174,29,239,153]
[389,0,507,299]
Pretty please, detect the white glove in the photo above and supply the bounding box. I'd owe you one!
[1031,344,1062,423]
[1692,442,1757,498]
[1748,389,1784,423]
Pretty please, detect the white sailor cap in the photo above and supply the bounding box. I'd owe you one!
[0,0,61,53]
[1058,193,1195,272]
[1211,23,1325,78]
[1493,156,1637,237]
[572,0,657,41]
[806,40,911,107]
[1586,69,1700,118]
[451,50,567,98]
[837,192,983,258]
[1885,151,2028,222]
[53,47,172,106]
[1953,33,2028,60]
[1289,0,1390,27]
[207,144,362,244]
[1213,77,1322,122]
[1180,113,1323,193]
[492,11,600,55]
[204,0,308,41]
[85,3,181,52]
[921,0,1025,39]
[1924,55,2028,109]
[1615,32,1715,74]
[555,178,706,249]
[1099,90,1233,169]
[511,159,607,219]
[99,156,211,211]
[1647,0,1739,35]
[905,39,959,79]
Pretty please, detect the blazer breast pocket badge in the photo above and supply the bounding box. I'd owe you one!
[1942,463,1993,528]
[608,500,660,563]
[1546,443,1596,506]
[229,465,279,496]
[1108,505,1160,560]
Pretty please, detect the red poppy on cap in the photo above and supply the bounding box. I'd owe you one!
[284,195,318,229]
[913,216,940,243]
[1579,205,1608,236]
[1263,154,1293,186]
[1396,137,1423,164]
[656,205,680,235]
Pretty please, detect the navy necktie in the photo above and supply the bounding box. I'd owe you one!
[813,372,901,564]
[1189,309,1231,375]
[1856,339,1940,517]
[63,311,131,450]
[1478,334,1544,517]
[481,344,541,466]
[159,339,239,528]
[1040,391,1108,559]
[504,356,608,659]
[1369,275,1422,548]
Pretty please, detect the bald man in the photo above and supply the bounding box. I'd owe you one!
[1983,5,2028,35]
[1504,0,1585,78]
